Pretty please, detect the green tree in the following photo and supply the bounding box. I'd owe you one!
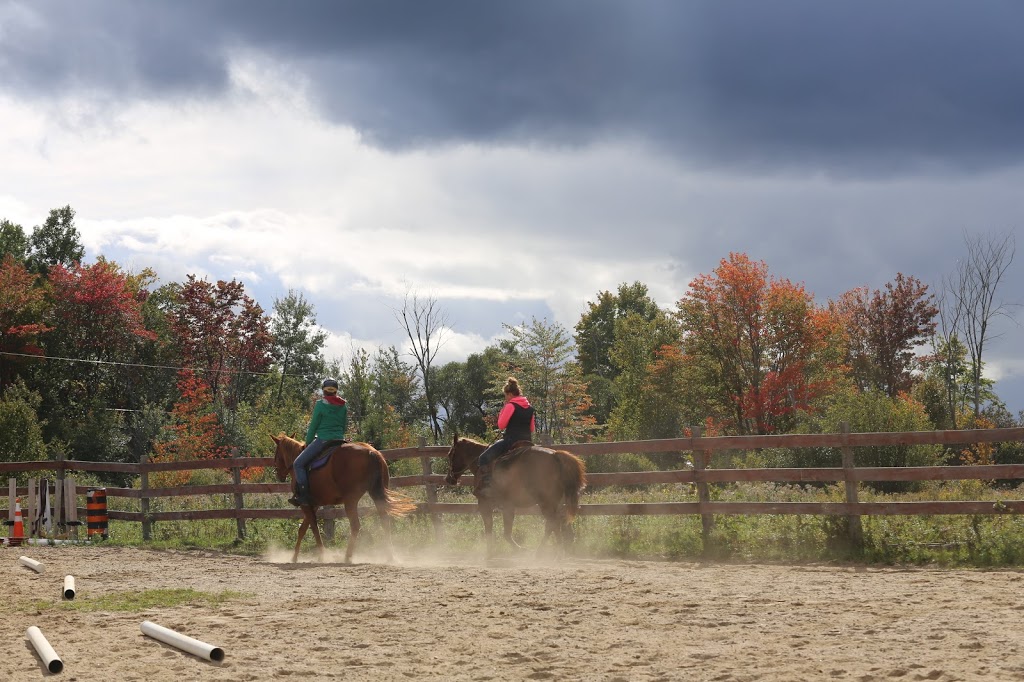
[0,219,29,262]
[27,205,85,275]
[792,389,944,493]
[499,317,595,442]
[0,380,48,474]
[606,312,684,441]
[270,289,327,405]
[575,282,665,423]
[339,347,373,437]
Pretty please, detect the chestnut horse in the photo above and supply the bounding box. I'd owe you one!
[444,436,586,555]
[271,434,416,563]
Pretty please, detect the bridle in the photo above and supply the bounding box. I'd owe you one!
[444,442,469,485]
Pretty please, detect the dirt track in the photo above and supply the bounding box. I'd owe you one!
[5,545,1024,681]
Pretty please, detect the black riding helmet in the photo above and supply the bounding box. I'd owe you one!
[321,378,339,393]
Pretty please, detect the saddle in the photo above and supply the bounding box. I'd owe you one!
[308,439,349,472]
[493,440,535,465]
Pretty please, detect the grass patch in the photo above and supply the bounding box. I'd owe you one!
[36,588,249,613]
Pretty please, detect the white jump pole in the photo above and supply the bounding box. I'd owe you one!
[26,626,63,674]
[63,575,76,600]
[19,556,44,573]
[140,620,225,662]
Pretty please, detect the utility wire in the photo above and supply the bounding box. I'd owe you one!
[0,350,306,379]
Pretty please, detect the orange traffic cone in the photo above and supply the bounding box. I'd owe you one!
[9,499,25,547]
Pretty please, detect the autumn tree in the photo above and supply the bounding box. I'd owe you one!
[152,372,228,486]
[28,259,159,464]
[0,255,50,391]
[676,253,846,435]
[832,273,938,397]
[170,276,274,407]
[45,259,156,364]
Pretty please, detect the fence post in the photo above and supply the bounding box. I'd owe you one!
[691,425,714,552]
[27,477,37,539]
[54,450,64,537]
[7,478,14,532]
[419,436,443,542]
[231,451,246,542]
[840,421,864,550]
[140,454,152,541]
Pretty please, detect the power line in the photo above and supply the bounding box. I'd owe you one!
[0,350,304,379]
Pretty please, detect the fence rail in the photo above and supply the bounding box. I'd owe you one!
[4,426,1024,549]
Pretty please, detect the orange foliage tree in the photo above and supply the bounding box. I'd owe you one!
[151,371,228,487]
[676,253,846,435]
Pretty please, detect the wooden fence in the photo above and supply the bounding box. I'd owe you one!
[3,426,1024,550]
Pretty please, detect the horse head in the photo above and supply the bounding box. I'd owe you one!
[444,435,468,485]
[270,433,299,482]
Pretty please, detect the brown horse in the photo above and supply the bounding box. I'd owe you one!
[444,436,586,555]
[271,433,417,563]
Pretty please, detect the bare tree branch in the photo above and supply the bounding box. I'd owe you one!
[948,229,1017,418]
[393,286,450,443]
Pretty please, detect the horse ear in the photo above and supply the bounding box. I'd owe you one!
[270,433,280,444]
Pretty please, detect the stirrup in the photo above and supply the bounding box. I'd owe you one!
[288,486,312,507]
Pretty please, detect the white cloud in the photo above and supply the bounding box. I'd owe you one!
[3,53,1024,412]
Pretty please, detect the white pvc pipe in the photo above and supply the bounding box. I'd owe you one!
[27,538,90,546]
[63,575,76,600]
[19,556,43,573]
[26,626,63,674]
[140,620,225,662]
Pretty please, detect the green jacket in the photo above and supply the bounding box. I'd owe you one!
[305,397,348,443]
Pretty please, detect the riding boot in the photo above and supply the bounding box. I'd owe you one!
[474,464,493,496]
[288,482,312,507]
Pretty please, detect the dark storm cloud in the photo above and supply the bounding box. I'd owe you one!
[3,1,1024,171]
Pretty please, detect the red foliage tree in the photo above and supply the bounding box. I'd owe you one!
[46,258,156,360]
[170,276,273,406]
[0,255,51,390]
[676,253,846,435]
[832,273,938,397]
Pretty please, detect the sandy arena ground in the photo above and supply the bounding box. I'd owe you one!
[5,544,1024,681]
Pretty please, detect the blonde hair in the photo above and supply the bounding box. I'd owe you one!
[503,377,522,396]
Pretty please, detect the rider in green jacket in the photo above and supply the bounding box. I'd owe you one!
[289,378,348,506]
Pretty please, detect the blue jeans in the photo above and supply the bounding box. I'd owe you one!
[478,438,513,468]
[294,438,328,488]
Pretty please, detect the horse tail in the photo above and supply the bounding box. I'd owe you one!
[368,450,418,518]
[556,450,587,523]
